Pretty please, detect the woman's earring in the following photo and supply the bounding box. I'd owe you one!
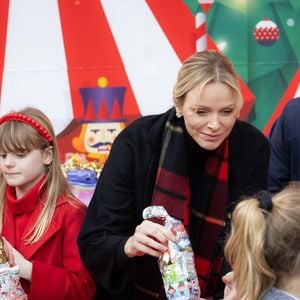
[176,111,182,118]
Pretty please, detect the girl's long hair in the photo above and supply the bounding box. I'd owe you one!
[0,107,83,243]
[224,183,300,300]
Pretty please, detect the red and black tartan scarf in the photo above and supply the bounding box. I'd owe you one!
[152,110,229,297]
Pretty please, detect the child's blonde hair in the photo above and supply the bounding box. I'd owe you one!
[225,183,300,300]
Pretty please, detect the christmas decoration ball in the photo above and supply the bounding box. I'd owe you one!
[253,18,279,46]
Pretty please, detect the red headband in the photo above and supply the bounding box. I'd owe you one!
[0,112,53,143]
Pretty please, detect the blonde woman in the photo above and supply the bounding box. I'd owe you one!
[78,50,270,300]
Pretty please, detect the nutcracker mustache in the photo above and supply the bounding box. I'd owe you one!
[87,141,112,149]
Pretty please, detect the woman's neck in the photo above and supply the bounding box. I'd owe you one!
[277,273,300,299]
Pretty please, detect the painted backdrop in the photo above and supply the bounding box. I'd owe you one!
[0,0,299,163]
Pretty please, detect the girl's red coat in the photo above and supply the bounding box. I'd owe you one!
[2,185,95,300]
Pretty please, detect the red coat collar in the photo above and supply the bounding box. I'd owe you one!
[5,176,46,215]
[3,176,69,259]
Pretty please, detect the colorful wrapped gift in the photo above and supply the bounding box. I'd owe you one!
[143,206,201,300]
[62,153,102,205]
[0,265,27,299]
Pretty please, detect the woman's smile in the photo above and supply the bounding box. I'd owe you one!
[200,132,224,141]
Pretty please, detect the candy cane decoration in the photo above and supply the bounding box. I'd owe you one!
[195,0,215,51]
[195,12,206,51]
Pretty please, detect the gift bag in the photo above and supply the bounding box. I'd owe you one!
[143,206,201,300]
[0,237,27,300]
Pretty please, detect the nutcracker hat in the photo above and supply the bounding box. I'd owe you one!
[79,86,126,123]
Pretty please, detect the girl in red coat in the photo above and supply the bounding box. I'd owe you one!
[0,107,95,300]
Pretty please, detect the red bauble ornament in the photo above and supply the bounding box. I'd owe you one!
[253,18,279,46]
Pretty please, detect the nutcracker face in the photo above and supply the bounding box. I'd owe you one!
[84,121,125,154]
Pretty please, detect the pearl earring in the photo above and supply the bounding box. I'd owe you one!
[176,111,182,118]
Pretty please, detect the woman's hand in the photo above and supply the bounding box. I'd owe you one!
[124,220,175,258]
[3,237,32,281]
[222,271,237,300]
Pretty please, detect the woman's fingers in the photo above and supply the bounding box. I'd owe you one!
[136,220,174,242]
[126,235,164,257]
[124,220,175,258]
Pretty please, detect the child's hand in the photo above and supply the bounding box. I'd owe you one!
[222,271,237,300]
[2,237,32,281]
[2,237,14,266]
